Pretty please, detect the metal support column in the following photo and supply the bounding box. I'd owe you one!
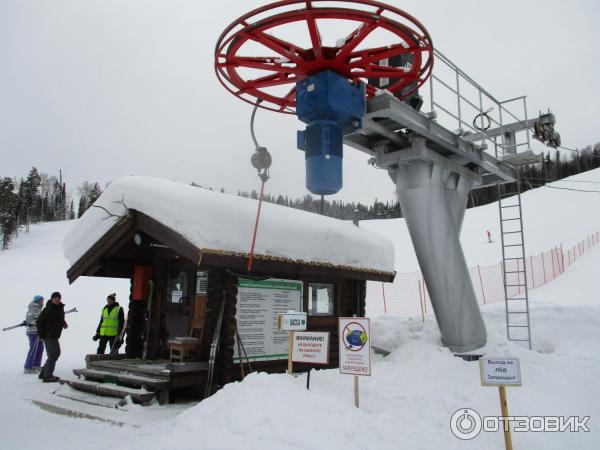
[386,140,487,352]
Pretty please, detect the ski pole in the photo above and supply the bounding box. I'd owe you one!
[32,335,40,355]
[3,308,77,331]
[31,335,41,369]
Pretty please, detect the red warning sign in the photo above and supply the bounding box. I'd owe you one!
[291,331,330,365]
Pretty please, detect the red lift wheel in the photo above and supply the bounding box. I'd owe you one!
[215,0,433,114]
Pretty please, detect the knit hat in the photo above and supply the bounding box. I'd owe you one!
[33,295,44,303]
[50,291,61,300]
[107,293,116,301]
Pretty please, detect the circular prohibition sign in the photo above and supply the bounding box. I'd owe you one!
[342,321,369,352]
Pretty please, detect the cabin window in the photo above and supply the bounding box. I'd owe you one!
[308,283,334,316]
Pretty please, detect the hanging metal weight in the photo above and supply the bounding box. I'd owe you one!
[251,146,272,182]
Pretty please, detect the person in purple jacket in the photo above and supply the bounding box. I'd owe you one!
[24,295,45,374]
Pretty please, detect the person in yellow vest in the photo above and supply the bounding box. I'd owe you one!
[92,293,125,354]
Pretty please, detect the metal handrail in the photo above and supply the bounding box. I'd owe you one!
[428,49,531,155]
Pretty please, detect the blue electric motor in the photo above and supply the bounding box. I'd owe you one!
[296,71,365,195]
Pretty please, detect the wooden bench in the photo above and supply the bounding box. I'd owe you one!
[168,337,201,362]
[168,327,203,362]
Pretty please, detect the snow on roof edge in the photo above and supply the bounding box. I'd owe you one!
[63,176,395,274]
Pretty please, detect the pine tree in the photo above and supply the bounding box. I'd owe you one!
[22,167,41,223]
[76,181,103,217]
[89,182,102,204]
[61,182,67,220]
[0,178,18,249]
[77,196,87,218]
[68,199,75,220]
[16,178,25,230]
[51,178,63,221]
[554,150,561,180]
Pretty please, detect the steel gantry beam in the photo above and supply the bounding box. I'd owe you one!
[345,94,521,189]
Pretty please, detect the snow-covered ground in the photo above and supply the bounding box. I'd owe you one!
[1,170,599,449]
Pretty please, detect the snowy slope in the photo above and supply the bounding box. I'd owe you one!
[361,168,600,272]
[1,221,131,372]
[1,171,599,449]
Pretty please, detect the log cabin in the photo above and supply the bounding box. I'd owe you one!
[63,176,395,403]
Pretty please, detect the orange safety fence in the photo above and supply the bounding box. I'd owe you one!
[368,231,599,317]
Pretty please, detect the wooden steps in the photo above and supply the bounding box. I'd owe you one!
[72,368,169,391]
[67,356,210,405]
[62,378,156,404]
[87,359,172,377]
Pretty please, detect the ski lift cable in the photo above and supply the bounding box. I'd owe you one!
[520,177,600,184]
[542,185,600,194]
[518,176,600,193]
[247,99,272,273]
[557,145,600,161]
[249,99,272,182]
[250,99,263,150]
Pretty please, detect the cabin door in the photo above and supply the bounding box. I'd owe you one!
[165,269,190,339]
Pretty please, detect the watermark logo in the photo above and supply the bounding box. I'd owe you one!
[450,408,482,440]
[450,408,590,439]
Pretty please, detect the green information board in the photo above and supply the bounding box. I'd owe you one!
[234,278,303,362]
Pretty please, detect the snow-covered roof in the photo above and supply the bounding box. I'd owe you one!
[63,176,395,275]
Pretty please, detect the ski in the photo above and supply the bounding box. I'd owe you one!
[142,280,154,360]
[3,308,77,332]
[204,296,226,399]
[2,322,27,331]
[110,318,127,355]
[54,392,129,411]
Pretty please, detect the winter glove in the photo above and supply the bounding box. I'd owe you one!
[92,334,100,341]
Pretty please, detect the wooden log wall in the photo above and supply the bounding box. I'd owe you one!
[201,269,239,389]
[220,278,238,385]
[220,277,367,382]
[125,268,366,387]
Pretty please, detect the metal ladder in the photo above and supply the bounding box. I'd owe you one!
[497,182,532,350]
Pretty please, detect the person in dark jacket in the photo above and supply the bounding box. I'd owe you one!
[24,295,44,374]
[93,293,125,354]
[36,291,68,382]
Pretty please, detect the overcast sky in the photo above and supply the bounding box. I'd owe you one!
[1,0,599,203]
